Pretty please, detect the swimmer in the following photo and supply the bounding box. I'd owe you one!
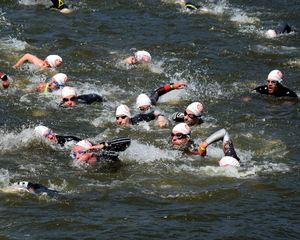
[116,104,167,127]
[136,81,187,113]
[266,22,292,37]
[10,181,59,195]
[48,0,73,13]
[198,128,241,167]
[60,87,104,108]
[34,125,82,147]
[251,70,297,98]
[176,0,202,11]
[123,50,152,64]
[0,72,10,89]
[171,102,204,127]
[72,138,130,165]
[171,123,199,154]
[13,54,62,69]
[27,73,67,93]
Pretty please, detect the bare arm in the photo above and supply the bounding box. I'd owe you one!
[13,54,45,68]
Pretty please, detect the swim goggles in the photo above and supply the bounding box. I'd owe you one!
[171,133,188,139]
[116,115,127,120]
[62,97,77,102]
[266,80,278,84]
[44,129,53,138]
[72,150,87,158]
[184,111,198,119]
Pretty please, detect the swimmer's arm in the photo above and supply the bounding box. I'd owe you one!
[198,141,208,156]
[13,54,43,68]
[26,83,44,93]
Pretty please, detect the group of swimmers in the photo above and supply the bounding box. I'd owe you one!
[2,0,298,194]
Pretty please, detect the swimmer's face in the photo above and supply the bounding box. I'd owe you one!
[171,131,190,147]
[267,80,280,94]
[116,115,131,126]
[43,129,58,144]
[138,105,151,113]
[62,94,78,108]
[73,145,96,164]
[183,109,199,126]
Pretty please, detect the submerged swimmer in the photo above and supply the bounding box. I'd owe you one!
[60,87,104,108]
[136,81,187,113]
[123,51,152,64]
[9,181,59,195]
[266,22,292,37]
[198,128,241,167]
[0,72,10,89]
[177,0,203,11]
[34,125,82,147]
[48,0,73,13]
[27,73,67,93]
[116,104,167,127]
[13,54,62,69]
[72,138,131,165]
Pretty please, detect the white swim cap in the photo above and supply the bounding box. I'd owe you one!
[186,102,204,116]
[136,94,151,107]
[219,156,240,167]
[52,73,68,86]
[62,87,77,98]
[13,181,29,189]
[76,140,93,149]
[116,104,132,118]
[34,126,50,136]
[172,123,191,135]
[267,70,283,83]
[134,51,151,62]
[45,55,62,68]
[265,30,276,38]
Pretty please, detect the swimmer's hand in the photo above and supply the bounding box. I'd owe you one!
[173,81,187,89]
[198,142,208,156]
[12,65,18,69]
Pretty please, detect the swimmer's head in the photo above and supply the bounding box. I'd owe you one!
[34,125,50,136]
[13,181,29,189]
[51,73,68,87]
[186,102,204,117]
[267,70,283,84]
[134,51,151,62]
[175,0,186,5]
[219,156,240,167]
[116,104,132,118]
[45,55,62,68]
[136,94,152,112]
[265,30,276,38]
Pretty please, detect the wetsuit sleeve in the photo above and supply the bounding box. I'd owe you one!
[275,22,291,34]
[56,135,82,146]
[252,85,268,94]
[77,94,104,104]
[149,84,174,105]
[131,111,156,125]
[204,129,228,145]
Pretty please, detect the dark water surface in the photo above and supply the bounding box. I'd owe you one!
[1,0,300,239]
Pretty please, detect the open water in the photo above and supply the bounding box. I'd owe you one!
[0,0,300,239]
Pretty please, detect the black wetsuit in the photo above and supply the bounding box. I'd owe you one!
[253,85,298,98]
[49,0,68,10]
[185,2,202,10]
[77,94,103,104]
[275,22,291,35]
[171,112,204,125]
[27,182,59,194]
[131,111,157,125]
[95,150,119,161]
[56,135,82,147]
